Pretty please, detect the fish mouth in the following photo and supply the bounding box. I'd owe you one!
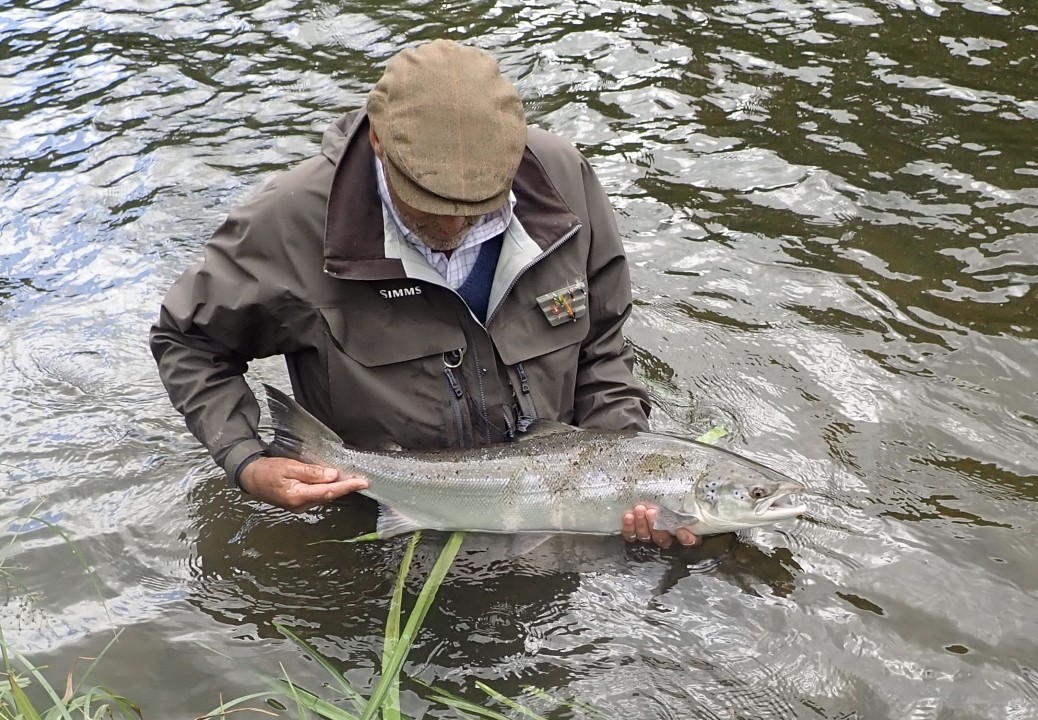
[753,482,808,519]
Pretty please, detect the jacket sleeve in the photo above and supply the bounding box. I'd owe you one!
[150,184,311,483]
[572,156,652,432]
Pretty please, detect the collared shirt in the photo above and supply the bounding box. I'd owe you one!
[374,157,514,289]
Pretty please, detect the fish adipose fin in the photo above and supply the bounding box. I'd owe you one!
[262,384,345,465]
[516,418,582,441]
[376,506,424,539]
[652,506,699,533]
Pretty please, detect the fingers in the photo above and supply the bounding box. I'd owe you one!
[622,504,657,544]
[621,503,701,549]
[643,507,673,549]
[286,463,339,484]
[239,456,369,512]
[284,477,367,513]
[621,510,638,542]
[674,528,700,547]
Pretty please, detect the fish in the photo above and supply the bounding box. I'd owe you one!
[262,384,807,540]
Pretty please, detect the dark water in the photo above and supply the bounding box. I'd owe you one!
[2,0,1037,717]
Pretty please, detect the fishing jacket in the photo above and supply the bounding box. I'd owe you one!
[150,110,651,486]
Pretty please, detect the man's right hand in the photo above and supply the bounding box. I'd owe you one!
[238,456,369,513]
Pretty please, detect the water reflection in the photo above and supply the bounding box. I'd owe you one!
[2,0,1038,716]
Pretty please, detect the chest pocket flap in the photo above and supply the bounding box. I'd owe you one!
[492,303,589,365]
[319,304,466,367]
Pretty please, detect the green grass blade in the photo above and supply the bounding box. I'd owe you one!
[62,629,123,701]
[522,685,608,720]
[61,687,141,719]
[475,682,549,720]
[415,681,514,720]
[2,649,72,720]
[428,695,513,720]
[382,533,420,720]
[24,516,113,630]
[359,532,464,720]
[695,426,728,445]
[7,670,44,720]
[273,678,360,720]
[198,690,280,718]
[276,669,315,720]
[310,532,382,545]
[274,623,365,713]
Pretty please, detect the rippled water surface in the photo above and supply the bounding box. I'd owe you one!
[2,0,1037,717]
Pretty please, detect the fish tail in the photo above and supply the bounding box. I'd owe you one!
[262,383,345,466]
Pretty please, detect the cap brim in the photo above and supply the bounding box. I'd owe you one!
[382,155,509,217]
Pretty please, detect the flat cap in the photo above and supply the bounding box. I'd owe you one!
[367,39,527,216]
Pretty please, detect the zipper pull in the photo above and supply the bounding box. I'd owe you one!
[444,367,464,398]
[516,362,530,395]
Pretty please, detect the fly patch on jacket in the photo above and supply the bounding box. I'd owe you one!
[536,279,587,326]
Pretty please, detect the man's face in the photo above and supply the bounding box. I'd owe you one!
[383,176,479,253]
[370,126,482,253]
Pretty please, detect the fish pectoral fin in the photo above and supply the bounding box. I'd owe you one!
[507,533,556,557]
[375,506,424,539]
[652,506,699,533]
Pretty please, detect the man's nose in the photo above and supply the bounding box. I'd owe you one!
[433,215,467,237]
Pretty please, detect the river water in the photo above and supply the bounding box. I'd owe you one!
[2,0,1037,718]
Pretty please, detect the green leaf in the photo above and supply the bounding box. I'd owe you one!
[359,532,464,720]
[274,623,365,713]
[475,682,549,720]
[382,533,420,720]
[522,685,608,720]
[310,532,382,545]
[695,426,728,445]
[199,690,280,718]
[8,671,43,720]
[273,677,360,720]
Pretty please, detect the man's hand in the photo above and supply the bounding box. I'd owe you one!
[238,456,368,513]
[622,503,700,549]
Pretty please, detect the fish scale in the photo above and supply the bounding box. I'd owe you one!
[263,384,807,539]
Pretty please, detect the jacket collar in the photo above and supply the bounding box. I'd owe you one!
[323,111,580,281]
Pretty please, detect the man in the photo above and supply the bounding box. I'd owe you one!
[151,39,698,549]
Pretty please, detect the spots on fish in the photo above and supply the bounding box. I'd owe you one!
[695,474,721,506]
[630,452,686,478]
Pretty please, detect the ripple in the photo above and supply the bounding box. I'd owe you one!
[2,0,1038,716]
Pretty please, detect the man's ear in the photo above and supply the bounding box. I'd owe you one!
[368,126,381,155]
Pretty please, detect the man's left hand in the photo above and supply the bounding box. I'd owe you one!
[622,503,700,549]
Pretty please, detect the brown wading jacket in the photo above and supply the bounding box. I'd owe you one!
[150,110,651,486]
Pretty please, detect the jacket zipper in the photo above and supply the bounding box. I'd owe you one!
[513,361,536,432]
[488,223,581,430]
[443,352,471,448]
[485,223,581,327]
[457,320,493,445]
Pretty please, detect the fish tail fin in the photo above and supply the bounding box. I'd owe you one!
[262,383,344,466]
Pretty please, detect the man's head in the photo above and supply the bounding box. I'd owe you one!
[366,39,526,249]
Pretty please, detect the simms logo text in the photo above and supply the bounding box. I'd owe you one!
[380,286,423,299]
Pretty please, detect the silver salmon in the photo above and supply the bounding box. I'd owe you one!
[263,384,807,539]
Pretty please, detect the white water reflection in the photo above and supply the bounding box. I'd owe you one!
[2,0,1038,717]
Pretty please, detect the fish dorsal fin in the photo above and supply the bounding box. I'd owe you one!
[517,418,582,441]
[376,505,424,539]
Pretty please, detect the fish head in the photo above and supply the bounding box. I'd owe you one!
[692,458,807,531]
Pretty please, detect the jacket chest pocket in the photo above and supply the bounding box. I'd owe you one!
[492,298,589,425]
[318,303,470,449]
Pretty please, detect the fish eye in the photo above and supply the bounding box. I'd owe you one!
[750,486,767,500]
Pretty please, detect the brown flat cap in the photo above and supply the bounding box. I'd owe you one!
[367,39,527,216]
